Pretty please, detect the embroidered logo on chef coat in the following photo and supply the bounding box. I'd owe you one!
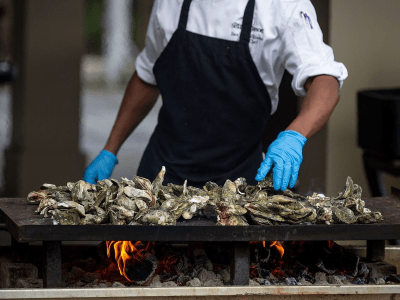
[231,22,264,44]
[300,12,313,29]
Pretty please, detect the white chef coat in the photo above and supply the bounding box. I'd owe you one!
[136,0,348,114]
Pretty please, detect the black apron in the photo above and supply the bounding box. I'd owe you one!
[137,0,272,187]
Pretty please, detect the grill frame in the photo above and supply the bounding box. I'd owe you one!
[1,194,400,287]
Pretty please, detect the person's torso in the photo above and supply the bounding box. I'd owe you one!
[152,0,291,114]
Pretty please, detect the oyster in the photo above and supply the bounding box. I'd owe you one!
[36,198,57,213]
[218,214,248,226]
[109,205,135,223]
[52,209,81,225]
[115,194,138,211]
[234,177,247,195]
[217,203,248,226]
[134,199,148,211]
[85,206,108,224]
[316,207,333,224]
[132,175,153,192]
[357,211,383,224]
[181,196,210,219]
[335,176,354,199]
[27,190,52,204]
[69,180,97,202]
[152,166,166,195]
[332,207,357,224]
[56,201,85,217]
[123,186,155,207]
[135,210,176,225]
[221,180,240,204]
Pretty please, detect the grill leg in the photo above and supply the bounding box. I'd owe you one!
[367,240,385,262]
[43,241,62,288]
[230,242,250,285]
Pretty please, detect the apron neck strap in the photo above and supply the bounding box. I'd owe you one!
[239,0,256,44]
[178,0,255,45]
[178,0,193,29]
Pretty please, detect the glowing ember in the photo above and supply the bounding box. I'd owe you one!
[328,240,335,249]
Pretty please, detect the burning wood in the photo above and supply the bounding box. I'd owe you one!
[105,241,158,285]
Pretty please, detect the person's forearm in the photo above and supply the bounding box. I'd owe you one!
[286,75,340,138]
[104,72,160,155]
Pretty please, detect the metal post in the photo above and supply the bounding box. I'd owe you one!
[43,241,62,288]
[230,242,250,285]
[366,240,385,262]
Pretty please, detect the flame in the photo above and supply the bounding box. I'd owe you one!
[262,241,266,248]
[270,241,284,258]
[106,241,150,282]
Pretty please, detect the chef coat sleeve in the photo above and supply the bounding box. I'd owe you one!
[280,0,348,97]
[135,0,162,85]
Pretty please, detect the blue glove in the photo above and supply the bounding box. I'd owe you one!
[255,130,307,191]
[83,150,118,184]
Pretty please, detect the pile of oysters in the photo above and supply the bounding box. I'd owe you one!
[27,167,382,226]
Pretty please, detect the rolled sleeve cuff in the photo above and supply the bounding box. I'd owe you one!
[135,53,157,86]
[292,61,348,96]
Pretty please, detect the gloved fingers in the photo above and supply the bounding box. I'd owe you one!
[280,163,292,191]
[289,163,301,188]
[255,156,273,181]
[83,168,97,185]
[272,158,284,191]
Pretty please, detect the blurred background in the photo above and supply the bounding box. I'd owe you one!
[0,0,399,245]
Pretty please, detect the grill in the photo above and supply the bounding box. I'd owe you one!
[1,190,400,288]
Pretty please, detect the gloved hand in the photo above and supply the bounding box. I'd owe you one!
[83,150,118,184]
[255,130,307,191]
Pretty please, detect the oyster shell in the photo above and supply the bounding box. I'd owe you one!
[27,190,52,204]
[221,180,240,204]
[52,209,81,225]
[109,205,135,223]
[56,201,85,217]
[234,177,247,195]
[124,186,155,207]
[36,198,57,213]
[357,211,383,224]
[134,199,148,211]
[115,194,138,211]
[217,215,248,226]
[135,210,176,225]
[332,207,357,224]
[152,166,166,195]
[181,196,210,219]
[69,180,97,202]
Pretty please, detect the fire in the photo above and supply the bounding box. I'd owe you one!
[106,241,150,282]
[270,241,284,258]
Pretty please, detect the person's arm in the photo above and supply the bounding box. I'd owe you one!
[286,74,340,138]
[255,74,341,191]
[104,72,160,155]
[83,72,159,184]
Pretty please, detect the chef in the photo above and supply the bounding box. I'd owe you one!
[83,0,347,191]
